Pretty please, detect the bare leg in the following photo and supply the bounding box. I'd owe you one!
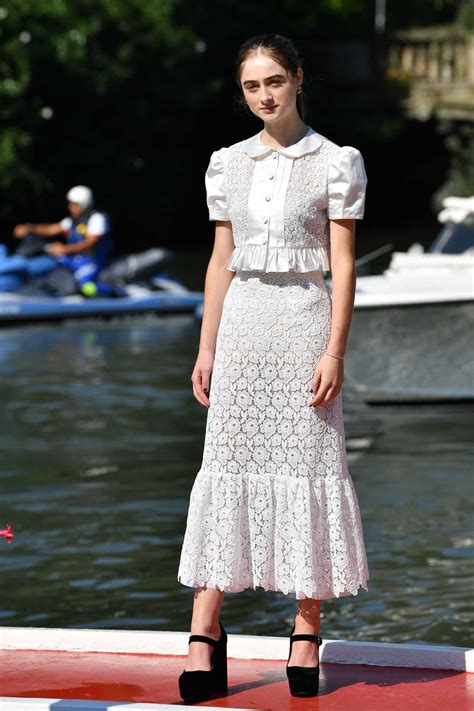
[184,586,225,671]
[288,598,322,667]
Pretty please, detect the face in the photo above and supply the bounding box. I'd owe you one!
[240,50,303,125]
[68,202,84,219]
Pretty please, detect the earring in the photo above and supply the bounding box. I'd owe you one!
[297,87,302,94]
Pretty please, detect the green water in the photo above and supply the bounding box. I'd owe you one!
[0,315,472,647]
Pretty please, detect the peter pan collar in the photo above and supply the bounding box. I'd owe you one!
[242,126,324,159]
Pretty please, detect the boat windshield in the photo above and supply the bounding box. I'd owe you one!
[428,219,474,254]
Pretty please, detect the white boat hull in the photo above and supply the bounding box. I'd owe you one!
[346,299,474,402]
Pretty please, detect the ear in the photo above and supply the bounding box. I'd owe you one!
[295,67,304,90]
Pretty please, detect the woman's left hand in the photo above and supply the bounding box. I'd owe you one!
[308,353,344,406]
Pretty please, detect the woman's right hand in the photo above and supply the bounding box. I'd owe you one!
[191,350,214,408]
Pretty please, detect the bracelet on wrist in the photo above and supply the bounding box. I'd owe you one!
[325,351,344,361]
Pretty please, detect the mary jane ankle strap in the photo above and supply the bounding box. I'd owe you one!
[290,633,323,645]
[188,634,219,647]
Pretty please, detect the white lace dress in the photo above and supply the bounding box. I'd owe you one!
[177,127,370,599]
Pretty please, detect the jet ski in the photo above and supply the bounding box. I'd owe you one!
[0,239,203,326]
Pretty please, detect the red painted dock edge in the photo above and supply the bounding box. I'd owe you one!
[0,628,473,710]
[1,649,473,710]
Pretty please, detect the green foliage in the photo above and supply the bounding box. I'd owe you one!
[385,0,462,30]
[456,0,474,31]
[0,0,467,241]
[0,0,202,220]
[433,122,474,210]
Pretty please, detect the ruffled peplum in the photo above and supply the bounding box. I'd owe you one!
[226,244,330,273]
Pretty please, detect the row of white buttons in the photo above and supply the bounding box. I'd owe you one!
[262,152,277,226]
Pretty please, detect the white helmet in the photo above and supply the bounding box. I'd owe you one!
[66,185,94,210]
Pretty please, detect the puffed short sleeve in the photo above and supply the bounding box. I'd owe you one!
[327,146,368,220]
[205,149,230,221]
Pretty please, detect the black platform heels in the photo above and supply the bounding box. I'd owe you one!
[178,620,228,702]
[286,623,323,697]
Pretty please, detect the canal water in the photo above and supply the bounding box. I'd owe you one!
[0,315,472,648]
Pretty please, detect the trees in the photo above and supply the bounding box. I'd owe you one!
[0,1,466,247]
[0,0,202,241]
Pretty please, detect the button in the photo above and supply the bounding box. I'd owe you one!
[265,195,271,202]
[269,174,274,180]
[263,217,269,224]
[272,152,278,159]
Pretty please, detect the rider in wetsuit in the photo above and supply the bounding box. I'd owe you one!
[13,185,114,296]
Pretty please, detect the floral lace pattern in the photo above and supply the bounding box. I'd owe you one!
[220,144,254,244]
[283,144,333,250]
[177,270,370,599]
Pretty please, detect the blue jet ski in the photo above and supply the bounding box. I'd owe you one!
[0,240,203,326]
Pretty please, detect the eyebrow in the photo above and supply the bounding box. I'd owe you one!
[242,74,286,87]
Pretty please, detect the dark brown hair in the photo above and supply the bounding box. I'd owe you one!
[235,33,306,121]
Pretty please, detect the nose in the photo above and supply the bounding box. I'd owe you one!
[260,87,274,104]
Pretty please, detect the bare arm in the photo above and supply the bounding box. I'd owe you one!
[48,232,101,256]
[325,218,357,358]
[191,220,235,408]
[13,223,64,238]
[199,222,235,353]
[309,218,356,406]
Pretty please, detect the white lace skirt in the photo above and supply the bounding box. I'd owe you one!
[177,269,369,599]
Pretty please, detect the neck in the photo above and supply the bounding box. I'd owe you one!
[260,114,307,149]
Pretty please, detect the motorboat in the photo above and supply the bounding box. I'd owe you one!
[345,197,474,403]
[0,244,203,326]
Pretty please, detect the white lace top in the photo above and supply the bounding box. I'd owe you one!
[205,126,368,273]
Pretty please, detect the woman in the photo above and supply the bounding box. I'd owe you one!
[177,33,369,700]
